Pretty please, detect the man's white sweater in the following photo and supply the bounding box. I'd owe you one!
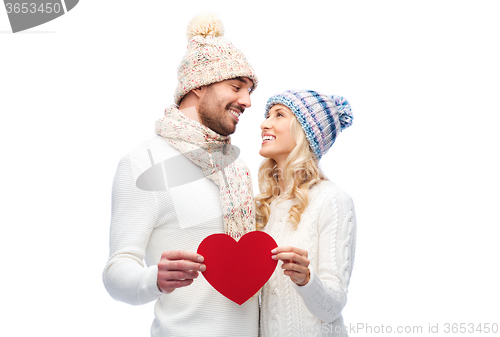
[103,135,258,337]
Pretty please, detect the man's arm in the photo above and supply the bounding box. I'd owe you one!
[102,156,163,305]
[103,155,206,304]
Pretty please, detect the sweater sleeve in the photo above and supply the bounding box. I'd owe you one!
[102,156,164,305]
[292,188,357,322]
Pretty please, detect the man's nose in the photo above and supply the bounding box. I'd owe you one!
[237,91,251,108]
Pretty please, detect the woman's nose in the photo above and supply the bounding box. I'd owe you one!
[260,118,271,130]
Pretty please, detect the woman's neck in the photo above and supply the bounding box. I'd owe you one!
[275,162,286,195]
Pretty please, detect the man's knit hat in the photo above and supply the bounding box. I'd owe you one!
[174,13,258,105]
[265,90,353,160]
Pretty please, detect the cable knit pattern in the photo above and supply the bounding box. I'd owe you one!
[260,180,356,337]
[102,136,258,337]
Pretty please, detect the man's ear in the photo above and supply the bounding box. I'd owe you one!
[192,86,206,99]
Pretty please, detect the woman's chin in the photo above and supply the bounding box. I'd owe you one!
[259,148,271,158]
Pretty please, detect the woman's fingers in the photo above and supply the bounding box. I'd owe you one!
[283,266,310,286]
[272,246,308,257]
[272,251,309,266]
[271,246,311,286]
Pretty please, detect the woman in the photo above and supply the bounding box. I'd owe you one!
[256,90,357,336]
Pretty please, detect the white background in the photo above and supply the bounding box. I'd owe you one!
[1,1,499,336]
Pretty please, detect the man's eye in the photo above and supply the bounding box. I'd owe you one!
[232,85,240,90]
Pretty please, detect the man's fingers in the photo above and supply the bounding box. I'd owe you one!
[158,270,199,281]
[158,278,194,291]
[158,250,206,272]
[157,251,206,293]
[159,259,206,272]
[161,250,204,263]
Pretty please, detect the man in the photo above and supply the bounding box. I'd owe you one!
[103,13,259,336]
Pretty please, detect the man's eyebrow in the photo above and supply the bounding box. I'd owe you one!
[233,77,254,90]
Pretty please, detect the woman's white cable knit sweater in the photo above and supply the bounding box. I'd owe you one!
[260,180,357,337]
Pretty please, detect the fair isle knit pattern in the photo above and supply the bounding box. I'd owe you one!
[265,90,353,159]
[155,105,255,240]
[174,13,258,105]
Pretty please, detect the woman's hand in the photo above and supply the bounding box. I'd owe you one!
[271,246,310,286]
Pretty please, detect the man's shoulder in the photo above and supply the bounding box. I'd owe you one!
[122,136,179,163]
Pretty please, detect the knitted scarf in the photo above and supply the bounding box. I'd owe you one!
[155,105,255,240]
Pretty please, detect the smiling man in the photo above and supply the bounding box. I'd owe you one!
[103,13,259,337]
[181,76,254,136]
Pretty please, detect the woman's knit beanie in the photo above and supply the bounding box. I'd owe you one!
[265,90,353,160]
[174,13,258,105]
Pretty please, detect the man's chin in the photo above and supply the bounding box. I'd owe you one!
[214,126,235,137]
[221,128,235,137]
[222,121,237,136]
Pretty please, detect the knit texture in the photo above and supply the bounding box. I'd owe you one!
[265,90,353,159]
[103,136,259,336]
[155,105,255,240]
[260,180,356,337]
[174,13,258,105]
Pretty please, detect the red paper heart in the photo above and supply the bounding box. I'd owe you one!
[197,231,278,305]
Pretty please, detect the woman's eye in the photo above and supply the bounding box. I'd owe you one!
[232,85,240,91]
[278,113,283,117]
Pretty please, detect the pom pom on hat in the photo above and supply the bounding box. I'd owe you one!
[331,95,353,130]
[265,90,353,159]
[186,12,224,39]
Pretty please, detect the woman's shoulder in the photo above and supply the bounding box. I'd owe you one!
[310,180,354,205]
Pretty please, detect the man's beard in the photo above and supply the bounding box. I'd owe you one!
[197,88,242,136]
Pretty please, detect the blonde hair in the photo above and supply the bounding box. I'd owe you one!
[255,116,327,230]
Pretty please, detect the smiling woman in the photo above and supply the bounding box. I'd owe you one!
[256,90,356,336]
[259,105,297,169]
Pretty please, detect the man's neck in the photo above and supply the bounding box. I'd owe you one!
[179,106,200,123]
[178,92,201,123]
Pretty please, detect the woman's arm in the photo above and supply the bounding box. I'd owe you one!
[292,187,357,322]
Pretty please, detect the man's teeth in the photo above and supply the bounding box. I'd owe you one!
[229,109,240,119]
[262,135,275,141]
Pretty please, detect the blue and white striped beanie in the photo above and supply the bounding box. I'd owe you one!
[265,90,353,160]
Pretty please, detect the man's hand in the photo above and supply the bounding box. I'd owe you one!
[157,251,206,294]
